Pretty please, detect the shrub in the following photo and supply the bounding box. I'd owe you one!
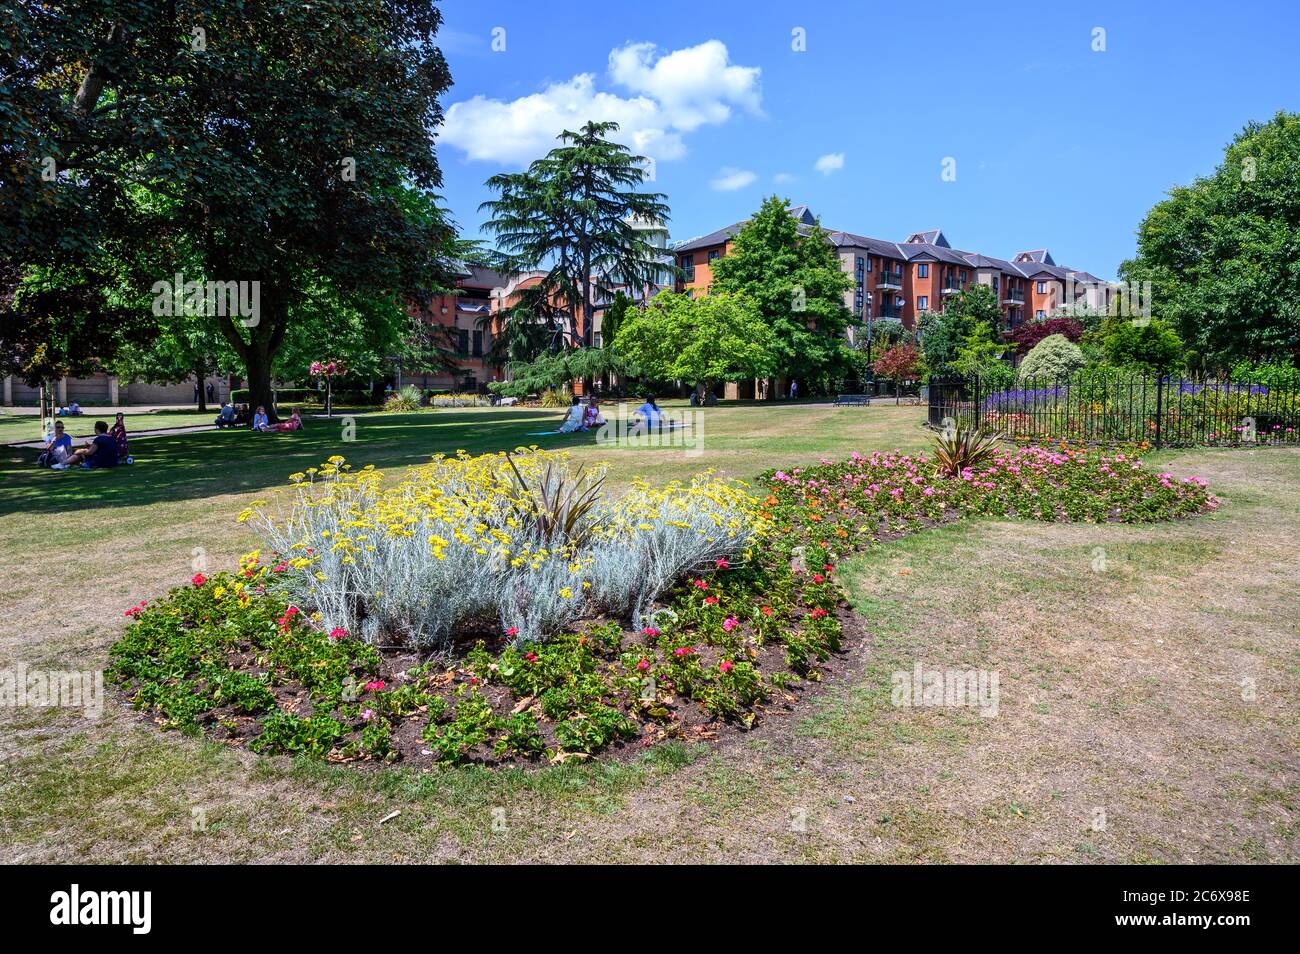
[383,385,424,412]
[931,423,1002,477]
[1018,334,1087,380]
[1102,318,1183,373]
[539,388,571,408]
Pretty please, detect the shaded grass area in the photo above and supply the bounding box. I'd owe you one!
[0,409,225,445]
[0,406,1295,863]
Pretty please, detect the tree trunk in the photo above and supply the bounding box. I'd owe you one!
[243,345,276,422]
[194,365,208,413]
[216,285,287,423]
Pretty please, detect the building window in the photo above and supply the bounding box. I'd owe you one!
[682,255,695,282]
[472,330,483,357]
[917,264,929,278]
[992,276,999,292]
[457,329,470,355]
[594,332,603,349]
[707,249,720,262]
[1035,309,1046,319]
[1037,281,1046,294]
[918,296,928,311]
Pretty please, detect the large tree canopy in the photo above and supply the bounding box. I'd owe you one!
[1,1,464,415]
[708,196,854,393]
[614,291,775,395]
[480,120,670,356]
[1119,111,1300,369]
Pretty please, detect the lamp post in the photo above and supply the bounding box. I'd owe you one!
[864,291,874,366]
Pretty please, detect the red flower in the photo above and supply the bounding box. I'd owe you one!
[525,651,539,663]
[673,646,696,657]
[636,658,650,672]
[810,608,829,620]
[641,626,660,637]
[692,579,709,590]
[719,660,735,673]
[812,573,825,584]
[704,595,719,606]
[715,558,730,569]
[822,563,834,573]
[505,626,519,637]
[364,680,385,691]
[124,601,147,618]
[191,573,207,587]
[760,605,774,617]
[272,563,288,573]
[329,627,347,640]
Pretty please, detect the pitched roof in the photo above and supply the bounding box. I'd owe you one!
[905,229,949,247]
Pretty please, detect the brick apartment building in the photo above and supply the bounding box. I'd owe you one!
[674,205,1112,346]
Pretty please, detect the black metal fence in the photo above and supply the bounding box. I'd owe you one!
[928,372,1300,448]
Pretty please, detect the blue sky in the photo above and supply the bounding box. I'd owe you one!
[435,0,1300,279]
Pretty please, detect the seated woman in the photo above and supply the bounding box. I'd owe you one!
[37,421,73,467]
[557,395,586,433]
[582,398,606,429]
[269,408,303,432]
[110,412,129,462]
[634,395,663,429]
[251,405,270,431]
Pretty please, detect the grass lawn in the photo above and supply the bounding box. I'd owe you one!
[0,409,224,445]
[1,402,1295,863]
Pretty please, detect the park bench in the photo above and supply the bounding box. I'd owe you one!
[834,394,871,407]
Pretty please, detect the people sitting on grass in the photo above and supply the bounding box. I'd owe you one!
[53,420,118,470]
[557,395,586,433]
[110,413,129,462]
[37,420,72,468]
[268,408,303,432]
[215,402,237,427]
[583,397,606,430]
[251,405,270,431]
[634,394,663,429]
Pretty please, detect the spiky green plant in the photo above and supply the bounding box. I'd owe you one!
[931,422,1002,477]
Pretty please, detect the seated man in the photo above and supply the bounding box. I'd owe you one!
[214,402,237,427]
[37,420,73,467]
[54,420,119,470]
[557,395,586,433]
[110,412,129,462]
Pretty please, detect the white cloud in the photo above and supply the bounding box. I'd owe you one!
[442,40,761,166]
[814,152,845,175]
[710,167,758,191]
[772,172,795,184]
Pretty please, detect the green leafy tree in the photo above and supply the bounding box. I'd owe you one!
[2,1,465,419]
[1119,111,1300,367]
[480,121,670,353]
[1017,334,1087,381]
[1102,319,1184,374]
[953,321,1013,388]
[614,292,775,399]
[709,197,854,394]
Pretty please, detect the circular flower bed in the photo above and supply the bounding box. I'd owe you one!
[108,444,1217,766]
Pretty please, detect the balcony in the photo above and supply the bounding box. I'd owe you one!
[879,307,903,320]
[877,272,902,289]
[941,282,962,295]
[1003,288,1025,304]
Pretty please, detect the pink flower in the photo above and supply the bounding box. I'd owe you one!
[361,708,375,721]
[272,563,288,573]
[719,660,735,673]
[704,595,719,606]
[191,573,207,587]
[693,579,709,590]
[636,658,650,672]
[812,573,825,584]
[673,646,696,658]
[365,680,385,691]
[715,558,730,569]
[329,627,347,640]
[505,626,519,637]
[641,626,660,637]
[722,616,739,632]
[810,608,829,620]
[525,651,539,663]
